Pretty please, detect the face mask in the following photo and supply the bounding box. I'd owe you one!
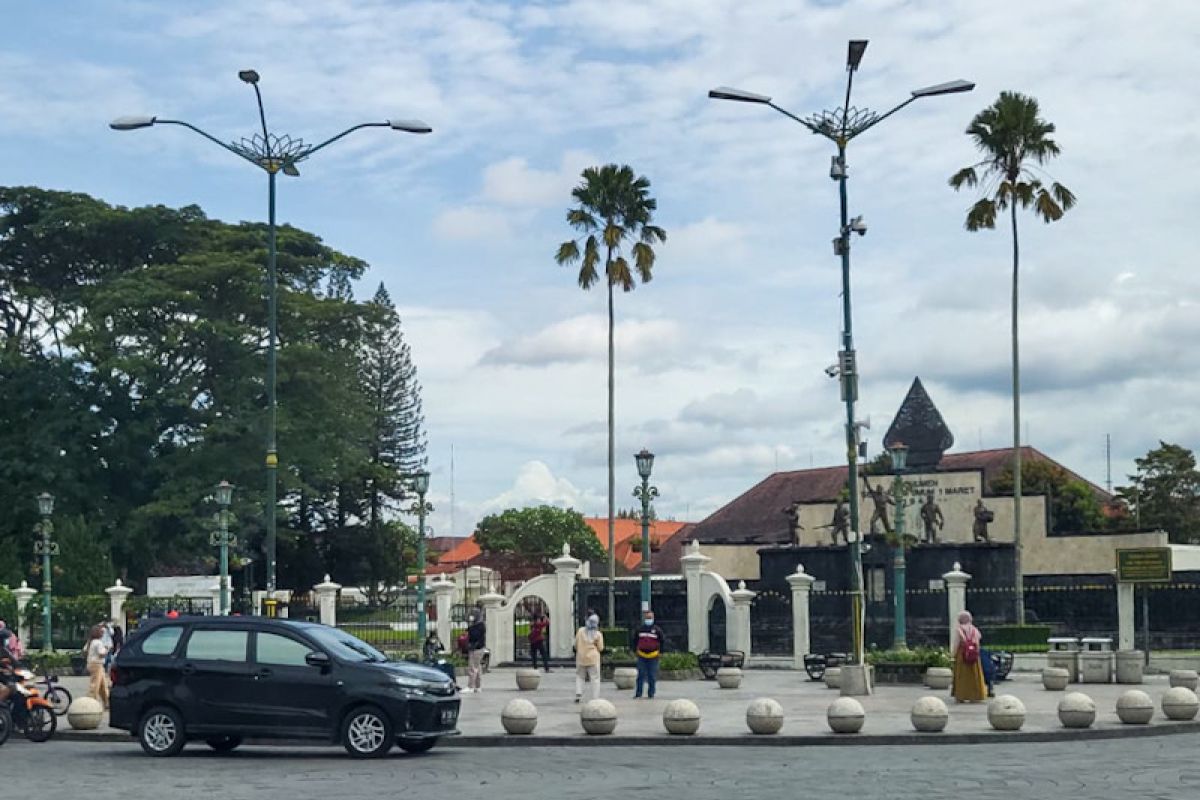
[644,617,654,626]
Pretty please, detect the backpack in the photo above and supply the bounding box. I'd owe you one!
[962,638,980,665]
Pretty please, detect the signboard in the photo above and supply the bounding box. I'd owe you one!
[147,575,220,598]
[1116,548,1172,583]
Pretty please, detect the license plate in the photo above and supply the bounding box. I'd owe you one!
[441,709,457,725]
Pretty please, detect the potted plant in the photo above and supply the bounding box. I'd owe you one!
[866,647,950,684]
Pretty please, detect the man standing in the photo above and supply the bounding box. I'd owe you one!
[632,609,666,699]
[529,611,551,673]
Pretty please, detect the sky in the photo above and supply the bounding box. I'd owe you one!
[3,0,1199,540]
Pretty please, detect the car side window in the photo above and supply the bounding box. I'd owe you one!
[256,632,314,667]
[185,629,249,662]
[140,626,184,656]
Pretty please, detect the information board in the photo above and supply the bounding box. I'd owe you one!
[1115,548,1172,583]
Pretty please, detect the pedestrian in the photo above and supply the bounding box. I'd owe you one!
[529,611,551,673]
[106,625,125,670]
[980,644,996,698]
[0,620,23,663]
[632,609,666,699]
[573,612,604,703]
[84,624,111,709]
[465,612,486,693]
[949,610,987,704]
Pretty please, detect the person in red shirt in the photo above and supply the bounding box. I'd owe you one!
[632,609,666,699]
[528,611,551,672]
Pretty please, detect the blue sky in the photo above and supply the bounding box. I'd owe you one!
[4,1,1199,538]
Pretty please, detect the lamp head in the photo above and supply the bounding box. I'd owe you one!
[889,442,909,473]
[847,39,869,71]
[911,79,975,98]
[238,69,260,85]
[110,115,156,131]
[412,470,431,496]
[635,449,656,480]
[708,86,772,104]
[215,480,234,508]
[388,119,433,134]
[37,492,54,516]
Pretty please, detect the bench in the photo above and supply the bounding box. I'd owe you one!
[698,650,745,680]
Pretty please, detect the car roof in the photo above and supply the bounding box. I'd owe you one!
[132,616,323,635]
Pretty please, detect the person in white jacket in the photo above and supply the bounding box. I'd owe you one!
[574,612,605,703]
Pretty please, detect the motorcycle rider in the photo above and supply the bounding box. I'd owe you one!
[0,629,15,705]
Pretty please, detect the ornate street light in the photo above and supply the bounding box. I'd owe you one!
[889,442,914,648]
[33,493,57,651]
[111,72,431,600]
[410,471,433,640]
[632,450,659,610]
[210,481,237,615]
[710,40,973,669]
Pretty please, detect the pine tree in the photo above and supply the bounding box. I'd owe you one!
[361,283,427,528]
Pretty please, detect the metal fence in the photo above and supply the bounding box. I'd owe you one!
[335,591,425,653]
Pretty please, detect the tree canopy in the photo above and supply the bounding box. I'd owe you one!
[1115,442,1200,543]
[990,460,1105,533]
[474,506,606,564]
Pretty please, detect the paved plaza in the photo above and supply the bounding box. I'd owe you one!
[56,667,1199,743]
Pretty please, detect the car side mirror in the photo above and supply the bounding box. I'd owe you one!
[305,651,331,670]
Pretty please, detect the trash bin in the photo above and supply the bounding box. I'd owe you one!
[1047,637,1080,682]
[1115,650,1144,684]
[1079,637,1114,683]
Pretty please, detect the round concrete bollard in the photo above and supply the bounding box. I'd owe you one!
[716,667,743,689]
[580,698,618,735]
[66,696,104,730]
[662,698,701,735]
[515,668,542,691]
[613,667,638,690]
[910,696,949,733]
[1116,689,1154,724]
[1042,667,1070,691]
[1161,687,1200,721]
[1169,670,1199,691]
[823,666,842,689]
[924,667,952,691]
[826,697,865,734]
[501,698,538,735]
[745,698,784,735]
[987,694,1027,731]
[1056,692,1096,729]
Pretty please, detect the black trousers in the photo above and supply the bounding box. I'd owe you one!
[530,640,550,670]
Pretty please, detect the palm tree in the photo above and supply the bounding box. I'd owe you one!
[555,164,667,625]
[950,91,1076,624]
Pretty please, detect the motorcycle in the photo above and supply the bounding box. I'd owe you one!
[0,667,57,742]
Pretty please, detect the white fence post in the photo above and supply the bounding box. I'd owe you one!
[105,579,133,627]
[432,575,456,650]
[729,581,756,657]
[313,575,341,627]
[942,562,972,646]
[13,581,36,647]
[551,543,581,659]
[478,592,510,664]
[681,541,711,654]
[786,564,816,669]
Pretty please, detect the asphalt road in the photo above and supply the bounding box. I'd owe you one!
[9,738,1200,800]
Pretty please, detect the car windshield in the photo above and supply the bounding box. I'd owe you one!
[306,627,390,663]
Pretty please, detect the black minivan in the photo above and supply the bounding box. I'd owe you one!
[110,616,460,758]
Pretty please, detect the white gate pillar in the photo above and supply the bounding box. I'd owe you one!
[313,575,341,627]
[551,543,582,659]
[105,579,133,628]
[477,592,511,664]
[942,562,972,647]
[1116,580,1136,652]
[786,564,816,669]
[728,581,755,656]
[431,575,456,650]
[13,581,36,647]
[681,540,711,654]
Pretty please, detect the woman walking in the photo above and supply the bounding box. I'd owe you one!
[465,613,487,694]
[84,624,111,709]
[574,612,604,703]
[950,610,987,704]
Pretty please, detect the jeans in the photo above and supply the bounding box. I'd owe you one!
[530,640,550,671]
[980,647,995,691]
[635,656,658,698]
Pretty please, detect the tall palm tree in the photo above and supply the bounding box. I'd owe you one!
[950,91,1076,624]
[555,164,667,625]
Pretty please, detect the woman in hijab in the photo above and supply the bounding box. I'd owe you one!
[573,612,605,703]
[949,610,987,703]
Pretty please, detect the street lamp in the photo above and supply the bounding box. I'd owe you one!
[888,442,916,649]
[632,449,659,610]
[111,71,431,601]
[410,471,433,640]
[33,492,56,652]
[210,481,236,616]
[709,40,973,668]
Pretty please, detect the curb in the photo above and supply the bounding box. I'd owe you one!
[55,720,1200,747]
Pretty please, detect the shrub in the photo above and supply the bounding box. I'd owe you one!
[603,647,636,666]
[866,647,950,669]
[659,651,699,671]
[987,625,1051,648]
[27,650,72,673]
[600,627,629,649]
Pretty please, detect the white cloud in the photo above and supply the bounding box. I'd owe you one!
[481,150,595,208]
[478,461,603,515]
[482,314,685,367]
[431,205,513,241]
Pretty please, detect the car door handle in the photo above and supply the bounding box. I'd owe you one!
[181,663,196,676]
[254,668,273,680]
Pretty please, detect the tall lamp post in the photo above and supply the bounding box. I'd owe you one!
[111,72,431,599]
[888,443,915,649]
[633,450,659,611]
[210,481,236,616]
[33,492,57,651]
[411,471,432,641]
[709,40,972,667]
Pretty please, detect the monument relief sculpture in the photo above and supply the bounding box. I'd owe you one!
[781,500,805,545]
[973,498,994,543]
[861,476,894,535]
[919,493,945,544]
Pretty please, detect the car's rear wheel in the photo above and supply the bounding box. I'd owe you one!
[341,706,393,759]
[206,735,243,753]
[139,706,186,757]
[397,737,438,754]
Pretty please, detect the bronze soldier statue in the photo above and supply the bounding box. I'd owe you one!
[919,493,944,544]
[973,499,994,542]
[861,476,893,535]
[829,498,849,545]
[781,500,804,545]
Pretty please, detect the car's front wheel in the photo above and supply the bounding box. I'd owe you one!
[341,706,393,759]
[397,737,438,754]
[139,706,186,757]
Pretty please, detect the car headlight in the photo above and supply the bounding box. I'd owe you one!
[391,675,426,690]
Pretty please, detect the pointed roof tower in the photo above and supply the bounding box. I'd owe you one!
[882,377,954,468]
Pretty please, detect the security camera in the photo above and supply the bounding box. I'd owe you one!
[829,155,847,180]
[848,216,867,236]
[824,364,841,378]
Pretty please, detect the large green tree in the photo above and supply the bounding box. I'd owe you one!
[949,93,1076,623]
[555,164,666,623]
[475,505,606,564]
[990,460,1104,533]
[1115,442,1200,543]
